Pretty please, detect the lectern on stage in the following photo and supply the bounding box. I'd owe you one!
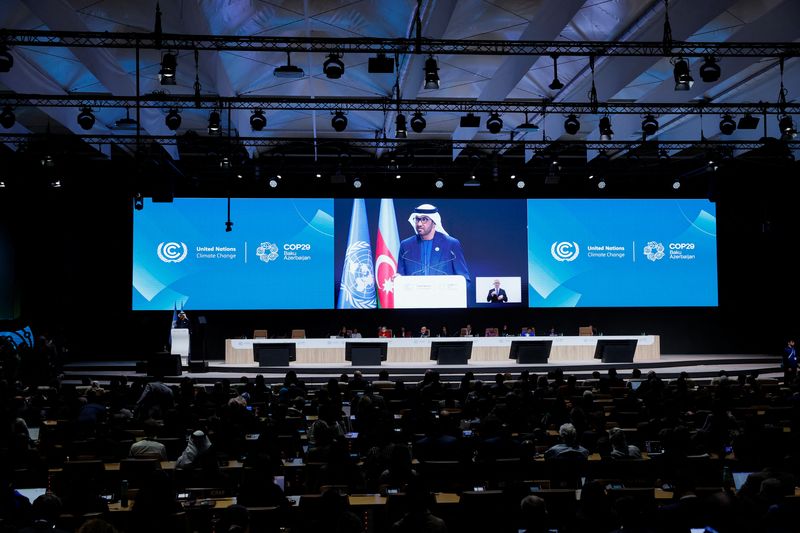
[394,275,467,309]
[345,342,388,366]
[170,328,190,367]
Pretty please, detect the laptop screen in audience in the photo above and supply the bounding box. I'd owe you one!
[733,472,753,492]
[17,488,46,502]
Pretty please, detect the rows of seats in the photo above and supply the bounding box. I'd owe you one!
[2,366,799,532]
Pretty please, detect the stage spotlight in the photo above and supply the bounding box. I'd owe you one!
[353,176,362,189]
[395,113,407,138]
[460,113,480,128]
[250,109,266,131]
[673,57,694,91]
[738,113,760,130]
[41,154,54,168]
[410,111,426,133]
[165,108,181,130]
[699,56,721,82]
[77,107,95,130]
[0,181,6,188]
[219,156,231,170]
[273,52,304,78]
[563,114,580,135]
[641,114,659,136]
[672,178,681,190]
[779,114,796,139]
[707,157,718,173]
[434,177,444,189]
[597,177,606,189]
[323,53,345,79]
[486,112,503,134]
[208,110,221,134]
[424,55,439,90]
[548,55,564,91]
[268,177,279,188]
[719,114,736,135]
[331,110,348,132]
[368,53,394,73]
[0,46,13,73]
[50,178,62,188]
[159,51,177,85]
[599,116,613,141]
[134,192,144,211]
[0,106,15,129]
[516,179,526,189]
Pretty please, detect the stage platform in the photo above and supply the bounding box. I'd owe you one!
[62,353,783,385]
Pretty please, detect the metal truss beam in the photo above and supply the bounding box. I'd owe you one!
[2,30,799,57]
[2,94,798,115]
[1,133,795,153]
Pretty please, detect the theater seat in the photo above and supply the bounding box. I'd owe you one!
[253,329,268,339]
[291,329,306,339]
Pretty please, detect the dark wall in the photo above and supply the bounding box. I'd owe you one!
[3,157,797,359]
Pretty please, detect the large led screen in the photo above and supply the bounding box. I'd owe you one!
[132,198,334,310]
[132,198,717,310]
[527,199,718,307]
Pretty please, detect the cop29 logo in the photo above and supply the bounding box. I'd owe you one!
[157,241,188,263]
[551,241,580,262]
[256,242,279,263]
[643,241,665,261]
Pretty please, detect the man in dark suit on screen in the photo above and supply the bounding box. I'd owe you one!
[486,279,507,303]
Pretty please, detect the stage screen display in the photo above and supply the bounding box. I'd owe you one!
[527,199,718,307]
[132,198,717,310]
[132,198,334,310]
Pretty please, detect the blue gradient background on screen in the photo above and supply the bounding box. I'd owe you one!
[133,198,334,310]
[527,199,718,307]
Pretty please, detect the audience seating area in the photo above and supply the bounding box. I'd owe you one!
[1,366,799,532]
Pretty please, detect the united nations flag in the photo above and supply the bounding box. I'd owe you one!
[338,199,377,309]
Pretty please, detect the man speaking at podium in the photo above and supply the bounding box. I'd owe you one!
[397,204,471,282]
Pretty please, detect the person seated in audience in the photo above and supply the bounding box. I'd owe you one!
[574,480,616,533]
[379,444,418,489]
[76,518,119,533]
[544,423,590,459]
[656,472,704,533]
[176,429,214,469]
[391,479,447,533]
[18,493,69,533]
[130,469,183,533]
[414,413,460,461]
[237,453,289,509]
[129,418,167,460]
[216,504,250,533]
[349,370,369,392]
[77,390,107,425]
[608,427,641,459]
[519,494,549,533]
[374,369,393,388]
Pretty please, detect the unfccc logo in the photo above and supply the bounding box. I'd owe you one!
[157,241,188,263]
[551,241,580,262]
